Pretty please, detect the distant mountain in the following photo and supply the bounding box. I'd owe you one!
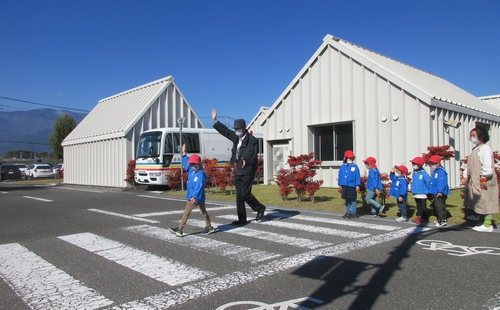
[0,108,87,157]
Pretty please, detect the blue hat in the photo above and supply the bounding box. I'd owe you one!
[233,119,246,129]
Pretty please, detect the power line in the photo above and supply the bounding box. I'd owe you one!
[0,96,90,113]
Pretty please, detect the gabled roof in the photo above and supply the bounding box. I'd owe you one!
[63,76,201,144]
[266,34,500,122]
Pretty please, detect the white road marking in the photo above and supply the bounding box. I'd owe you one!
[114,227,429,309]
[0,191,7,194]
[0,243,114,310]
[58,232,214,286]
[187,219,332,249]
[268,211,399,231]
[55,187,104,193]
[218,215,371,239]
[133,206,234,218]
[123,225,280,262]
[88,208,160,223]
[23,196,53,202]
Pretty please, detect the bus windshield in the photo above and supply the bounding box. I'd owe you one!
[137,131,162,158]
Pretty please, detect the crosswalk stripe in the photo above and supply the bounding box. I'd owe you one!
[122,225,281,263]
[115,227,430,309]
[0,243,114,310]
[187,219,332,249]
[217,215,371,239]
[88,208,160,223]
[133,206,234,218]
[58,232,214,286]
[267,211,399,231]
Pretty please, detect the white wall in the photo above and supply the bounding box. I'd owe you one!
[262,43,500,189]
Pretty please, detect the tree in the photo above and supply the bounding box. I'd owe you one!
[49,114,77,160]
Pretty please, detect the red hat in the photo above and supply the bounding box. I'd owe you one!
[363,157,377,168]
[188,154,201,164]
[428,155,442,164]
[344,150,355,158]
[396,165,408,176]
[410,157,425,166]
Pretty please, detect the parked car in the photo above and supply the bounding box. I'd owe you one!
[53,163,64,178]
[1,164,23,181]
[14,163,28,179]
[26,164,55,179]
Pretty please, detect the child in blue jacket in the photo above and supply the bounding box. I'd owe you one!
[363,157,385,217]
[427,155,450,227]
[389,165,409,222]
[170,144,215,236]
[338,150,361,219]
[410,156,431,224]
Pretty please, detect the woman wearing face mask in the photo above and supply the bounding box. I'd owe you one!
[461,127,499,232]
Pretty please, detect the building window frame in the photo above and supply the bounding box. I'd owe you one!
[312,122,353,164]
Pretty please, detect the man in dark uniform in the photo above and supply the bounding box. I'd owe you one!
[211,109,266,224]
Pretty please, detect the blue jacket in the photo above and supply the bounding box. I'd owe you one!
[338,163,361,187]
[389,172,408,200]
[182,156,208,204]
[411,169,431,195]
[428,166,450,195]
[366,168,384,191]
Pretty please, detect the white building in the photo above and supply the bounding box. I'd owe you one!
[261,34,500,188]
[62,76,204,188]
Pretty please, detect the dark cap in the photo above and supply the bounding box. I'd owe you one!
[233,119,246,129]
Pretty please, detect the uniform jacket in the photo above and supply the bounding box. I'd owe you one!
[338,163,361,188]
[182,155,208,204]
[213,121,259,176]
[428,166,450,195]
[389,172,408,200]
[411,169,431,195]
[366,168,384,191]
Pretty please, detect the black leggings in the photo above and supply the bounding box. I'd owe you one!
[414,198,428,220]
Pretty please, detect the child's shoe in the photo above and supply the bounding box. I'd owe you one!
[379,205,386,214]
[435,220,447,227]
[169,227,183,237]
[342,212,350,219]
[472,224,493,232]
[412,216,422,224]
[395,217,408,223]
[349,213,357,219]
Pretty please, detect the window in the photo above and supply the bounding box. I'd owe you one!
[137,131,162,158]
[313,122,353,161]
[164,133,200,154]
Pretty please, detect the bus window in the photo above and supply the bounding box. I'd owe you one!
[164,133,201,154]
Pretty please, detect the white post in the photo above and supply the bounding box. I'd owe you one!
[177,117,185,191]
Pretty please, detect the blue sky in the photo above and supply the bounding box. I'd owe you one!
[1,0,499,127]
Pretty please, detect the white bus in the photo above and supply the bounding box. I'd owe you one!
[134,127,263,185]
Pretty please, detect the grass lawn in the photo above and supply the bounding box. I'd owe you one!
[163,184,500,226]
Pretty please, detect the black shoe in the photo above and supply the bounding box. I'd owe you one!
[231,220,249,225]
[255,207,266,222]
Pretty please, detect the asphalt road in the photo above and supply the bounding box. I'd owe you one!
[0,181,499,310]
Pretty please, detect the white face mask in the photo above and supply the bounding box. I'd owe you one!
[346,159,353,164]
[470,137,479,145]
[430,164,438,170]
[413,165,419,170]
[235,129,243,137]
[395,172,401,177]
